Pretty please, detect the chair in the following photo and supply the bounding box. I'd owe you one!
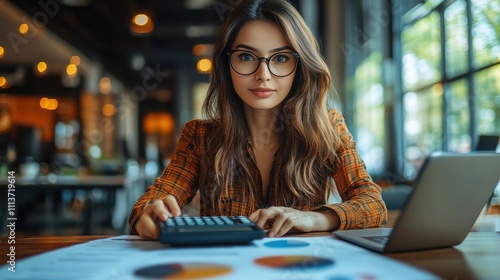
[381,184,412,210]
[475,135,499,152]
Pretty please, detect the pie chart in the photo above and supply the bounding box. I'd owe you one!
[133,262,232,279]
[254,255,334,270]
[263,240,310,248]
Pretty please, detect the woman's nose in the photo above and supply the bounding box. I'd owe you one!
[255,61,271,81]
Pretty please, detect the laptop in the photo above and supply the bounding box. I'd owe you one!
[334,152,500,253]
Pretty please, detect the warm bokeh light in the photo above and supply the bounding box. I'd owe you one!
[130,14,154,34]
[0,76,7,88]
[143,112,175,134]
[192,44,207,56]
[432,83,443,96]
[70,55,81,66]
[133,14,149,26]
[157,113,175,134]
[102,104,116,116]
[192,44,213,56]
[40,98,58,110]
[66,64,78,77]
[99,77,111,94]
[196,58,212,73]
[19,23,29,34]
[37,62,48,74]
[39,97,49,109]
[47,99,58,110]
[0,46,4,58]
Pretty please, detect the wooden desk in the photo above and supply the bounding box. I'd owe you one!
[1,233,499,279]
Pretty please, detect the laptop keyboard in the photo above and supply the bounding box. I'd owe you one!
[362,235,389,244]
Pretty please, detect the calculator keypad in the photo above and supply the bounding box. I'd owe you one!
[165,216,252,227]
[159,215,264,246]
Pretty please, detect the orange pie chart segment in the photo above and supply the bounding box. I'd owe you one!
[133,262,232,279]
[255,255,335,270]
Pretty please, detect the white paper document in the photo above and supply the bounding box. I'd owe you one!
[0,235,438,280]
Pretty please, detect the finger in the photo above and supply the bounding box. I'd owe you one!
[137,214,160,240]
[274,217,295,237]
[268,213,291,237]
[248,209,261,222]
[149,199,172,221]
[267,213,284,237]
[249,210,272,232]
[253,209,278,229]
[164,195,182,216]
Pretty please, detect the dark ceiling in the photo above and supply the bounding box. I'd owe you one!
[2,0,308,93]
[4,0,234,88]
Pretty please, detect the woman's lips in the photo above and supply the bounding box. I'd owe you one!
[250,87,275,98]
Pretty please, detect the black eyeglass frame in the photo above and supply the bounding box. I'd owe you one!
[227,50,300,77]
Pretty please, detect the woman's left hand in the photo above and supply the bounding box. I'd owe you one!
[249,207,338,237]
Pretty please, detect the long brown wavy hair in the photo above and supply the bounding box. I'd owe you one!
[201,0,340,213]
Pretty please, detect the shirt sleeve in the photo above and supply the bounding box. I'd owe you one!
[128,120,202,234]
[315,109,387,230]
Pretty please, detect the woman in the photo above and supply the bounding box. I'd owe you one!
[129,0,387,239]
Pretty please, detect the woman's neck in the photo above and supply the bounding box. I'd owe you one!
[244,107,280,148]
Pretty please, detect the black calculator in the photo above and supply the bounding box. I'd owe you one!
[159,216,265,246]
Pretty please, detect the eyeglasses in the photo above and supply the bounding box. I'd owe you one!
[227,50,300,77]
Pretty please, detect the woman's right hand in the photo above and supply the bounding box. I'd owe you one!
[135,194,182,240]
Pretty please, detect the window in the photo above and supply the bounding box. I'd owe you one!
[353,52,386,175]
[403,87,443,177]
[343,0,390,178]
[445,0,468,77]
[344,0,499,181]
[475,65,500,136]
[448,79,470,152]
[472,1,500,68]
[402,11,442,92]
[397,0,500,177]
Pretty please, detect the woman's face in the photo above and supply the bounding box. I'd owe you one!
[229,20,297,112]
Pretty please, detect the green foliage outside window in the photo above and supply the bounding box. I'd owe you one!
[401,0,500,176]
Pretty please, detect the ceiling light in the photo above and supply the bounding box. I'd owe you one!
[0,77,7,88]
[70,55,81,66]
[36,62,48,74]
[197,58,212,73]
[19,23,29,34]
[66,64,78,77]
[133,14,149,26]
[47,99,58,110]
[40,97,49,109]
[100,77,111,94]
[130,14,154,34]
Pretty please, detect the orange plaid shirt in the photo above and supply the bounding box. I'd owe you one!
[129,109,387,234]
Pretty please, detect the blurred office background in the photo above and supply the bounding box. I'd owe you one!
[0,0,499,235]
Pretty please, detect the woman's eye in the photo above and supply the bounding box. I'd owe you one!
[238,53,255,61]
[273,54,289,63]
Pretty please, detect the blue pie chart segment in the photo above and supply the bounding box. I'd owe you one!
[264,240,310,248]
